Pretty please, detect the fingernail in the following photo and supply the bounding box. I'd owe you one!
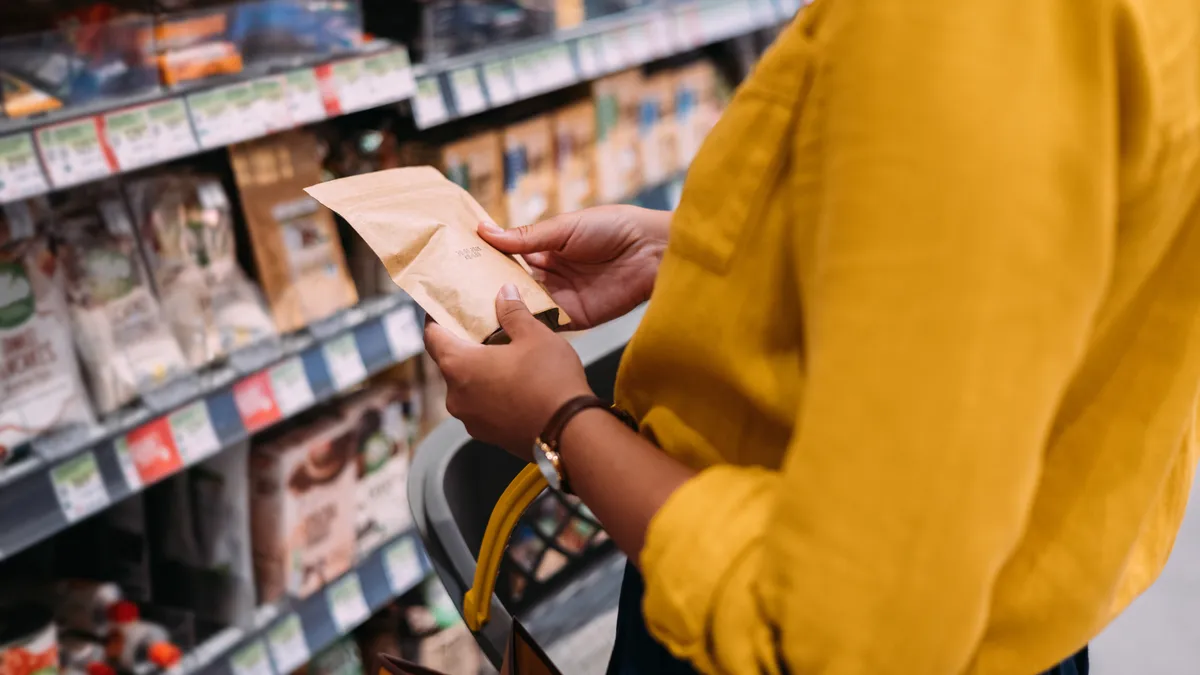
[500,283,520,300]
[479,221,503,233]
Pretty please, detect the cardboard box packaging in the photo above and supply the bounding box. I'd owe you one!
[638,73,679,185]
[502,116,556,228]
[593,71,643,203]
[440,132,507,228]
[341,383,415,558]
[551,100,597,214]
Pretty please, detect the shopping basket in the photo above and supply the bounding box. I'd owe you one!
[407,308,644,668]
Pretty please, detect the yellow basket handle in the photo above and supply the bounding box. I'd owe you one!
[462,463,549,631]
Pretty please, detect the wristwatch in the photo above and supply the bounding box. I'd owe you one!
[533,395,638,492]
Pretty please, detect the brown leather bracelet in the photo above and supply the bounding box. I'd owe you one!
[533,395,638,493]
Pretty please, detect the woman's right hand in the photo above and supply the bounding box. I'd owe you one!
[479,205,670,330]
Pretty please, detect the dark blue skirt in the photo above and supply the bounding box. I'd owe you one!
[605,562,1089,675]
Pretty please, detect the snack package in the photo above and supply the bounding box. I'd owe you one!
[52,196,188,413]
[341,384,414,557]
[0,201,95,458]
[251,415,357,602]
[439,131,506,228]
[305,166,568,344]
[231,130,358,333]
[593,71,643,203]
[552,100,597,214]
[674,61,724,166]
[502,115,555,229]
[638,73,679,185]
[126,174,276,366]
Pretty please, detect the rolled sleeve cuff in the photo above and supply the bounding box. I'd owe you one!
[640,465,778,671]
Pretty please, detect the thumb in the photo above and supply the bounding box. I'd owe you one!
[479,214,575,255]
[495,284,544,341]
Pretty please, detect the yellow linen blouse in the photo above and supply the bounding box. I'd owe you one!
[613,1,1200,673]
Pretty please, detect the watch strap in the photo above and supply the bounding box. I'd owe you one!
[536,395,638,493]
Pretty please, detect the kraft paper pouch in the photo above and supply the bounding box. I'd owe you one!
[305,167,569,344]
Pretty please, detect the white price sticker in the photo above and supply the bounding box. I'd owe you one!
[168,401,221,464]
[482,61,517,106]
[324,333,368,391]
[449,68,487,117]
[326,573,370,633]
[36,118,114,188]
[51,451,110,522]
[648,15,673,57]
[625,26,652,65]
[188,84,266,148]
[383,305,423,361]
[268,357,315,416]
[0,133,49,203]
[600,31,627,70]
[413,77,449,129]
[104,99,199,171]
[383,538,425,594]
[363,49,416,103]
[253,77,294,132]
[574,37,604,78]
[265,615,309,675]
[673,10,703,48]
[330,58,374,113]
[546,45,576,89]
[229,640,274,675]
[509,53,540,98]
[284,69,327,126]
[113,441,142,491]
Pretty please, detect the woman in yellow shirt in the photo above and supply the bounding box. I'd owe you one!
[423,0,1200,673]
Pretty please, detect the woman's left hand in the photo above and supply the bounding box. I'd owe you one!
[423,284,594,461]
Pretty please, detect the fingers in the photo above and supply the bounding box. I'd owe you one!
[495,284,545,340]
[478,213,577,255]
[423,319,467,367]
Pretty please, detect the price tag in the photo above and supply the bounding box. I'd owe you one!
[325,573,370,633]
[449,68,486,117]
[253,77,293,133]
[234,371,282,433]
[112,441,142,491]
[412,77,449,129]
[509,53,539,98]
[265,615,309,675]
[36,118,114,188]
[284,69,327,126]
[600,31,627,71]
[169,400,221,463]
[574,37,604,78]
[329,58,374,113]
[363,49,417,103]
[648,14,673,57]
[269,357,315,417]
[482,61,517,106]
[50,451,110,522]
[117,417,183,485]
[188,85,265,148]
[103,101,193,171]
[383,306,423,361]
[673,9,703,48]
[546,45,576,89]
[383,538,425,594]
[229,640,274,675]
[625,25,652,65]
[324,333,367,391]
[0,133,49,203]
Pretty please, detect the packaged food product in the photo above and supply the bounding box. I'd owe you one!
[0,609,58,675]
[439,131,506,228]
[305,166,568,344]
[502,115,555,228]
[0,202,95,457]
[593,71,643,203]
[104,601,180,670]
[674,61,724,166]
[638,73,679,185]
[251,415,357,602]
[126,174,276,367]
[231,130,358,333]
[552,100,597,214]
[342,384,413,557]
[52,196,188,413]
[54,581,122,636]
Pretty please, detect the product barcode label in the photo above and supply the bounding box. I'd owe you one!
[229,640,274,675]
[326,573,370,632]
[323,333,368,391]
[383,538,425,594]
[50,451,110,522]
[413,77,449,129]
[265,614,310,675]
[449,68,487,117]
[168,401,221,463]
[0,133,48,203]
[36,118,114,188]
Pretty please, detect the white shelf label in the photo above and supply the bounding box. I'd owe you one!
[510,53,541,98]
[625,25,653,65]
[229,640,274,675]
[384,305,423,362]
[50,451,110,522]
[113,441,142,491]
[363,49,417,103]
[575,37,604,78]
[323,333,367,391]
[188,84,266,148]
[0,133,49,203]
[383,538,425,594]
[546,45,576,89]
[36,118,114,188]
[284,69,327,126]
[265,615,309,675]
[168,401,220,464]
[253,77,294,133]
[648,14,673,57]
[449,68,487,117]
[482,61,517,106]
[104,99,198,171]
[326,573,370,633]
[600,31,627,71]
[268,357,315,417]
[329,58,375,113]
[413,77,449,129]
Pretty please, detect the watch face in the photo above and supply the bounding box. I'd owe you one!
[533,441,562,491]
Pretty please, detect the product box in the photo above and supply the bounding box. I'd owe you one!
[341,383,414,558]
[637,73,678,186]
[673,61,723,167]
[593,71,643,203]
[231,130,358,333]
[439,131,506,228]
[502,115,555,229]
[416,0,554,61]
[250,415,358,602]
[551,100,596,214]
